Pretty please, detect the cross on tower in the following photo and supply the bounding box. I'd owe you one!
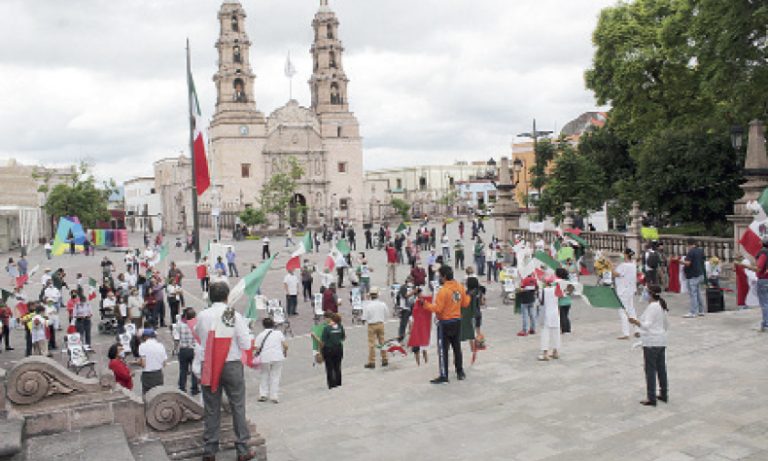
[320,0,328,6]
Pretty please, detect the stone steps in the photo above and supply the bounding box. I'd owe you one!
[0,417,24,458]
[24,424,136,461]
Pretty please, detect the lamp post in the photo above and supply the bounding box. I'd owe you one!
[731,125,745,151]
[517,119,553,220]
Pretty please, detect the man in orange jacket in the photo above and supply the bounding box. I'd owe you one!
[421,265,471,383]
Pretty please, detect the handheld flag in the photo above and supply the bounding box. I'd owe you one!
[336,238,351,256]
[230,253,277,312]
[582,286,625,310]
[286,232,312,272]
[739,218,768,257]
[1,289,12,303]
[533,250,561,271]
[87,277,98,301]
[564,231,588,248]
[395,223,406,234]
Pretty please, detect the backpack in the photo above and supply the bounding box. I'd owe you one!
[646,251,660,270]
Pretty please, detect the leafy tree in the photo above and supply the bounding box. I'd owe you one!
[43,162,116,229]
[437,189,458,215]
[258,157,304,229]
[390,198,410,220]
[538,143,606,222]
[239,207,266,228]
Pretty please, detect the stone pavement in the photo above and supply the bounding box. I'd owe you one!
[2,222,767,460]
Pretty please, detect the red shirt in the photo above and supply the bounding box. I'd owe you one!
[757,253,768,280]
[386,247,397,264]
[109,358,133,390]
[196,264,208,279]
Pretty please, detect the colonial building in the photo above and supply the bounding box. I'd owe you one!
[203,0,364,226]
[124,177,162,233]
[154,156,192,233]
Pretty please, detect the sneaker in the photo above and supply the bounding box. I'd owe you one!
[682,314,695,318]
[550,351,560,360]
[457,371,466,381]
[364,363,375,369]
[258,396,267,402]
[537,353,550,361]
[271,399,279,404]
[381,361,389,367]
[528,329,535,335]
[517,330,528,337]
[697,313,705,317]
[430,376,449,384]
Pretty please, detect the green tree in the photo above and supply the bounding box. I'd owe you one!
[390,198,410,220]
[258,157,304,229]
[43,162,116,229]
[538,143,606,222]
[437,189,458,215]
[239,207,267,228]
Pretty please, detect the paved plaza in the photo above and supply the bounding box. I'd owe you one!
[1,220,766,461]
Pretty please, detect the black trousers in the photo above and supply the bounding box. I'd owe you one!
[437,320,463,378]
[286,295,298,316]
[262,246,271,260]
[643,346,668,403]
[178,347,199,393]
[302,281,313,301]
[336,268,345,287]
[0,324,10,349]
[559,304,571,333]
[365,238,373,250]
[168,299,180,325]
[48,325,57,350]
[25,327,32,356]
[398,308,411,341]
[141,370,164,395]
[455,252,464,270]
[322,345,343,389]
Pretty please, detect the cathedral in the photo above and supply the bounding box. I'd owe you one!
[203,0,364,226]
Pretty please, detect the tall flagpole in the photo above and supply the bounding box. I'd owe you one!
[186,38,202,263]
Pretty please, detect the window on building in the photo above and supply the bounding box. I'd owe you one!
[330,82,341,105]
[327,25,334,39]
[340,198,349,210]
[233,45,241,63]
[150,188,156,194]
[241,163,251,178]
[329,51,337,69]
[396,178,402,189]
[419,177,427,191]
[231,15,239,32]
[337,126,342,137]
[337,162,347,173]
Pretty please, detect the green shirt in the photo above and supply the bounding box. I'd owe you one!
[321,323,345,348]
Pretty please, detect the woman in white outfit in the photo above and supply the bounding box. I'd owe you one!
[538,276,561,361]
[629,284,669,406]
[254,317,287,403]
[613,248,638,340]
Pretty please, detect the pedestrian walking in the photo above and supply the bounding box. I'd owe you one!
[538,276,561,361]
[226,248,239,277]
[320,312,345,389]
[177,308,199,395]
[386,243,397,286]
[614,248,639,339]
[262,236,271,260]
[362,287,389,369]
[254,317,288,403]
[285,227,295,247]
[682,238,706,317]
[283,269,300,316]
[454,239,465,270]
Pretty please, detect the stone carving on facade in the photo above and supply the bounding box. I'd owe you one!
[145,386,205,432]
[5,357,108,405]
[266,100,321,135]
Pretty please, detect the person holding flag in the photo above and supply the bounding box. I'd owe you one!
[629,285,669,406]
[613,248,639,340]
[421,265,471,384]
[194,282,256,461]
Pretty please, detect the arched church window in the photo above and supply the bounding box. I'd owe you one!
[231,15,239,32]
[327,25,334,39]
[233,46,241,63]
[329,51,337,69]
[233,78,246,102]
[330,83,340,105]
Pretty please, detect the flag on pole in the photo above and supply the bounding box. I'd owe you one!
[286,232,312,272]
[395,223,406,234]
[325,247,341,271]
[739,218,768,257]
[533,250,561,271]
[336,238,351,256]
[151,244,169,266]
[189,67,210,196]
[564,231,588,248]
[284,52,297,78]
[87,277,98,301]
[582,286,624,309]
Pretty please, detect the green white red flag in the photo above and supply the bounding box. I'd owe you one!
[286,232,312,272]
[188,66,210,196]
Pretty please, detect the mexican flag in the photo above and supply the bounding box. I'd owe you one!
[563,231,588,248]
[87,277,98,301]
[286,232,312,272]
[150,244,169,266]
[336,238,351,256]
[533,250,561,271]
[0,289,11,303]
[582,286,624,309]
[324,247,341,271]
[395,223,406,234]
[15,275,27,288]
[739,218,768,257]
[231,253,277,315]
[189,67,210,196]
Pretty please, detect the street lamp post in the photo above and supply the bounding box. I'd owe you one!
[517,119,553,220]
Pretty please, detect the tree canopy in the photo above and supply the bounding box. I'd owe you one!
[42,162,116,229]
[258,157,304,228]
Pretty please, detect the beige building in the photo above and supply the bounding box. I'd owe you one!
[203,0,364,227]
[124,177,162,233]
[154,156,192,233]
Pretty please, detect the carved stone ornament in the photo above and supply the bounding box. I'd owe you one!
[266,99,321,134]
[5,357,106,405]
[145,386,205,431]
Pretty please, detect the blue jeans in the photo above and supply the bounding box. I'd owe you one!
[521,302,535,332]
[686,275,704,315]
[756,279,768,329]
[475,256,486,276]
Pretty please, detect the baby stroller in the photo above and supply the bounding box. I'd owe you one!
[97,303,119,335]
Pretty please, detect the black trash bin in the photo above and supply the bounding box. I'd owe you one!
[706,287,724,313]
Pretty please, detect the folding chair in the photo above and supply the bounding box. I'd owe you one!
[65,333,96,378]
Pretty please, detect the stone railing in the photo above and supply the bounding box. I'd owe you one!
[510,228,735,262]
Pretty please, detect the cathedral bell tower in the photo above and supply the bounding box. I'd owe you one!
[310,0,350,114]
[212,1,262,117]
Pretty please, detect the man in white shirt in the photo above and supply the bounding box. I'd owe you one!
[362,286,390,369]
[613,248,639,339]
[40,268,52,287]
[125,267,138,288]
[194,282,255,461]
[283,269,300,316]
[43,281,61,309]
[137,328,167,395]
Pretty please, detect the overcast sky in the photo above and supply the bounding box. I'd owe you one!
[0,0,613,183]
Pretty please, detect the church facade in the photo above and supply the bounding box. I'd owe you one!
[203,0,364,226]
